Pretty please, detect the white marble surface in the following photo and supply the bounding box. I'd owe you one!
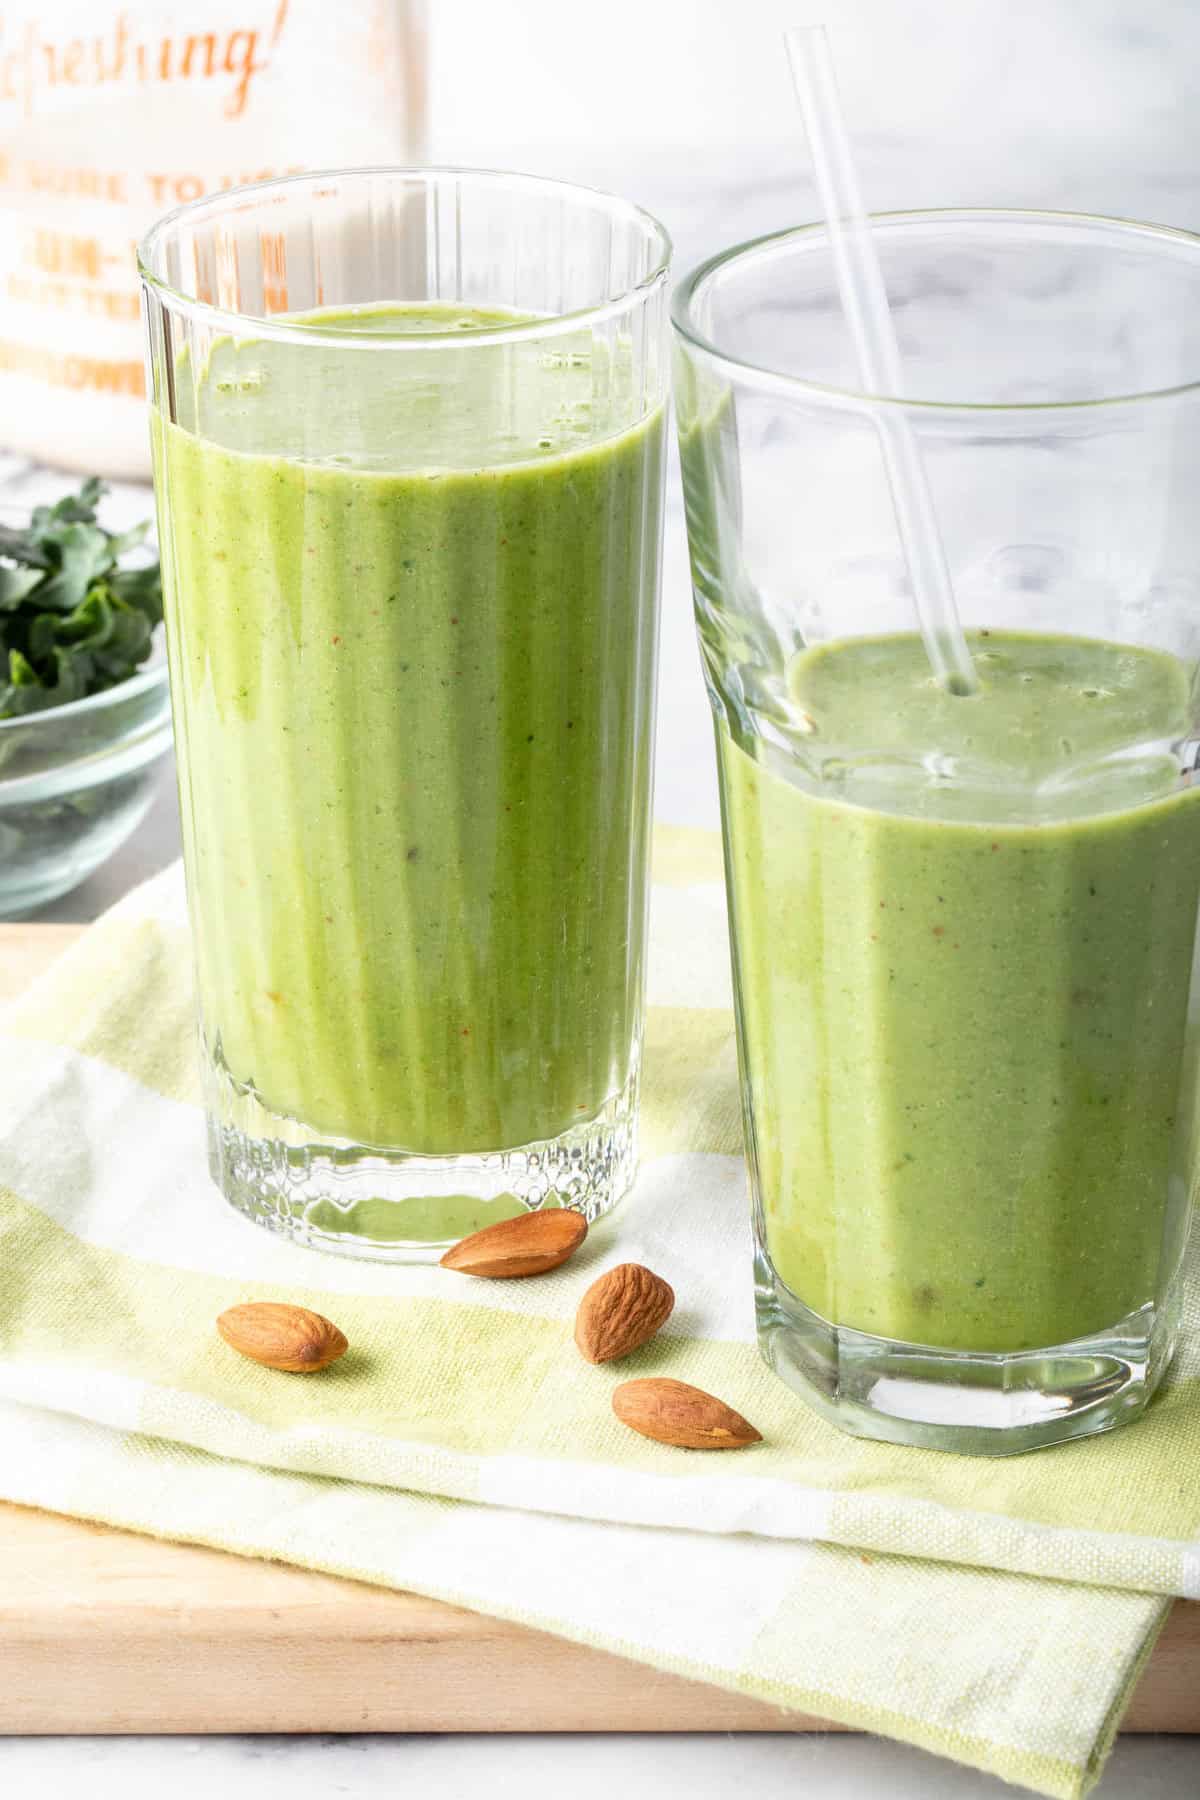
[7,10,1200,1792]
[0,1730,1196,1798]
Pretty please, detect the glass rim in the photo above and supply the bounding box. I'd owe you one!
[670,206,1200,414]
[138,163,673,351]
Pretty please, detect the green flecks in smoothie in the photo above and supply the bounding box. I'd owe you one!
[721,629,1200,1353]
[154,304,663,1159]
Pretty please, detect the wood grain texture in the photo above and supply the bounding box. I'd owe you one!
[0,924,1195,1736]
[1,1502,1195,1737]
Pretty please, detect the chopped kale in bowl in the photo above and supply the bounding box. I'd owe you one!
[0,481,172,915]
[0,479,163,721]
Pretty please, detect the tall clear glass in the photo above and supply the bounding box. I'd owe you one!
[673,210,1200,1453]
[141,168,669,1260]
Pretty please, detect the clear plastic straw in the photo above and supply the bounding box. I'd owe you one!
[785,24,977,696]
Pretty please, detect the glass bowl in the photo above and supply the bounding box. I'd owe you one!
[0,652,172,918]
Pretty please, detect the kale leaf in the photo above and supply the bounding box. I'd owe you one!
[0,482,162,720]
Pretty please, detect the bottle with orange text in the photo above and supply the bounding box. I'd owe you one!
[0,2,427,476]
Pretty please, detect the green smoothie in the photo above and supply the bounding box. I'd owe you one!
[719,630,1200,1353]
[154,305,663,1163]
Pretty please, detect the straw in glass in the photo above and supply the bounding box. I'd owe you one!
[785,24,977,696]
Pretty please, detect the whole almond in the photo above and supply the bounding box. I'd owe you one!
[575,1263,674,1364]
[440,1208,587,1279]
[217,1303,348,1373]
[612,1378,761,1450]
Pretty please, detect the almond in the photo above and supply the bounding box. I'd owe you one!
[439,1208,587,1278]
[217,1302,348,1373]
[575,1262,674,1364]
[612,1378,761,1450]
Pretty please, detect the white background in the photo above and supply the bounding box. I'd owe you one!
[427,0,1200,219]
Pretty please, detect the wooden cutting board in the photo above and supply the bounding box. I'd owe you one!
[0,922,1196,1736]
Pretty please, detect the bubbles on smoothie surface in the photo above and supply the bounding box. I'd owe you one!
[782,628,1193,818]
[185,305,628,471]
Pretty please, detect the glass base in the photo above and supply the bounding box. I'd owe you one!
[755,1241,1180,1455]
[204,1054,639,1262]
